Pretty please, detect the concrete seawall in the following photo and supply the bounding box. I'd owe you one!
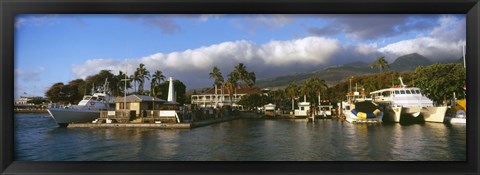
[68,115,242,129]
[67,112,305,129]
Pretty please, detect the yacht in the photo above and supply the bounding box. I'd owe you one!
[370,77,447,123]
[341,85,383,123]
[47,80,113,127]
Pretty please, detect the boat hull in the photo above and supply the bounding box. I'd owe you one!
[47,108,100,125]
[421,106,448,123]
[382,105,447,123]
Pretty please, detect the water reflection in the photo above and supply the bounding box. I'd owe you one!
[15,114,466,161]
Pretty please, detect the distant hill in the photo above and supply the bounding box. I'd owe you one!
[255,61,376,88]
[390,53,432,72]
[255,53,460,89]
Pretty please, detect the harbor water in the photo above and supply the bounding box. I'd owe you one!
[15,113,466,161]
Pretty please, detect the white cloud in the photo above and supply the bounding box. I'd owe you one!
[259,37,339,66]
[379,16,465,61]
[355,43,378,55]
[72,59,122,79]
[15,66,46,82]
[72,36,341,88]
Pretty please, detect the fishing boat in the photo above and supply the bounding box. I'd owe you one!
[47,79,113,127]
[341,84,383,123]
[370,77,447,123]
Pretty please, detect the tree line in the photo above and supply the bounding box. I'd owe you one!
[233,56,466,110]
[45,63,186,104]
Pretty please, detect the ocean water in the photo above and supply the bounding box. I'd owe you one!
[14,113,466,161]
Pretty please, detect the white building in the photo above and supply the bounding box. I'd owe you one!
[191,87,261,109]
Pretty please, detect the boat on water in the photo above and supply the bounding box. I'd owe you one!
[341,85,383,123]
[445,99,466,124]
[370,77,447,123]
[47,80,113,127]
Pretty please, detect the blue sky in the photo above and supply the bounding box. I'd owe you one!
[14,14,466,98]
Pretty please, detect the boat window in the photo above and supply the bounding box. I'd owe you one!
[382,91,390,97]
[400,90,405,94]
[394,90,399,94]
[406,90,412,94]
[98,97,104,101]
[415,90,421,94]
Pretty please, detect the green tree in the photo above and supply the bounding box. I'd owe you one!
[237,93,269,110]
[135,63,151,95]
[285,81,299,110]
[224,73,238,107]
[85,70,115,94]
[116,71,132,96]
[300,77,328,105]
[232,63,256,87]
[370,56,390,73]
[45,82,67,104]
[157,80,187,104]
[65,79,87,104]
[209,66,224,87]
[413,63,466,105]
[150,70,165,97]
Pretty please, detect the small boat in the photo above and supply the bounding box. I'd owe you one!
[47,79,113,127]
[264,103,276,117]
[370,77,447,123]
[444,99,466,124]
[342,85,383,123]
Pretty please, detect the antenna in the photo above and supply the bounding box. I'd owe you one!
[398,77,406,88]
[462,44,466,68]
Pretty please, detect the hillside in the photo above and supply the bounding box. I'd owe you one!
[255,53,459,89]
[390,53,432,72]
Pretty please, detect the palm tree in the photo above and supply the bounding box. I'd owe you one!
[130,72,139,94]
[209,66,224,91]
[233,63,256,87]
[116,71,131,96]
[150,70,165,97]
[224,73,238,107]
[285,81,299,110]
[301,77,328,105]
[370,56,390,73]
[135,63,150,94]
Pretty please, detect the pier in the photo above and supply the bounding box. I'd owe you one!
[68,115,242,129]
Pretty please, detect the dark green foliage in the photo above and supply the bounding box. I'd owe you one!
[413,63,466,104]
[157,80,187,104]
[45,79,88,104]
[237,93,269,110]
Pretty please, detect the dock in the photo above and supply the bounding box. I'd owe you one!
[68,115,241,129]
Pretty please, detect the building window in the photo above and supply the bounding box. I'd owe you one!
[119,102,130,109]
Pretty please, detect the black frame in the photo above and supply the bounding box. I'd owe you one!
[1,0,479,174]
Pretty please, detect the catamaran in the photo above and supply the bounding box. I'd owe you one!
[370,77,447,123]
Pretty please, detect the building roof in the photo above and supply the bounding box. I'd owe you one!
[112,95,166,103]
[200,86,261,95]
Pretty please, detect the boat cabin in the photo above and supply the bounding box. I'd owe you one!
[370,87,434,107]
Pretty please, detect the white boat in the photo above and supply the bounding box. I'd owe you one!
[341,85,383,123]
[47,80,113,127]
[370,77,447,123]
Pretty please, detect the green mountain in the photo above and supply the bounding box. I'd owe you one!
[390,53,433,72]
[255,61,376,88]
[255,53,459,89]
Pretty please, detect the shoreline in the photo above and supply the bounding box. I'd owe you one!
[67,112,313,129]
